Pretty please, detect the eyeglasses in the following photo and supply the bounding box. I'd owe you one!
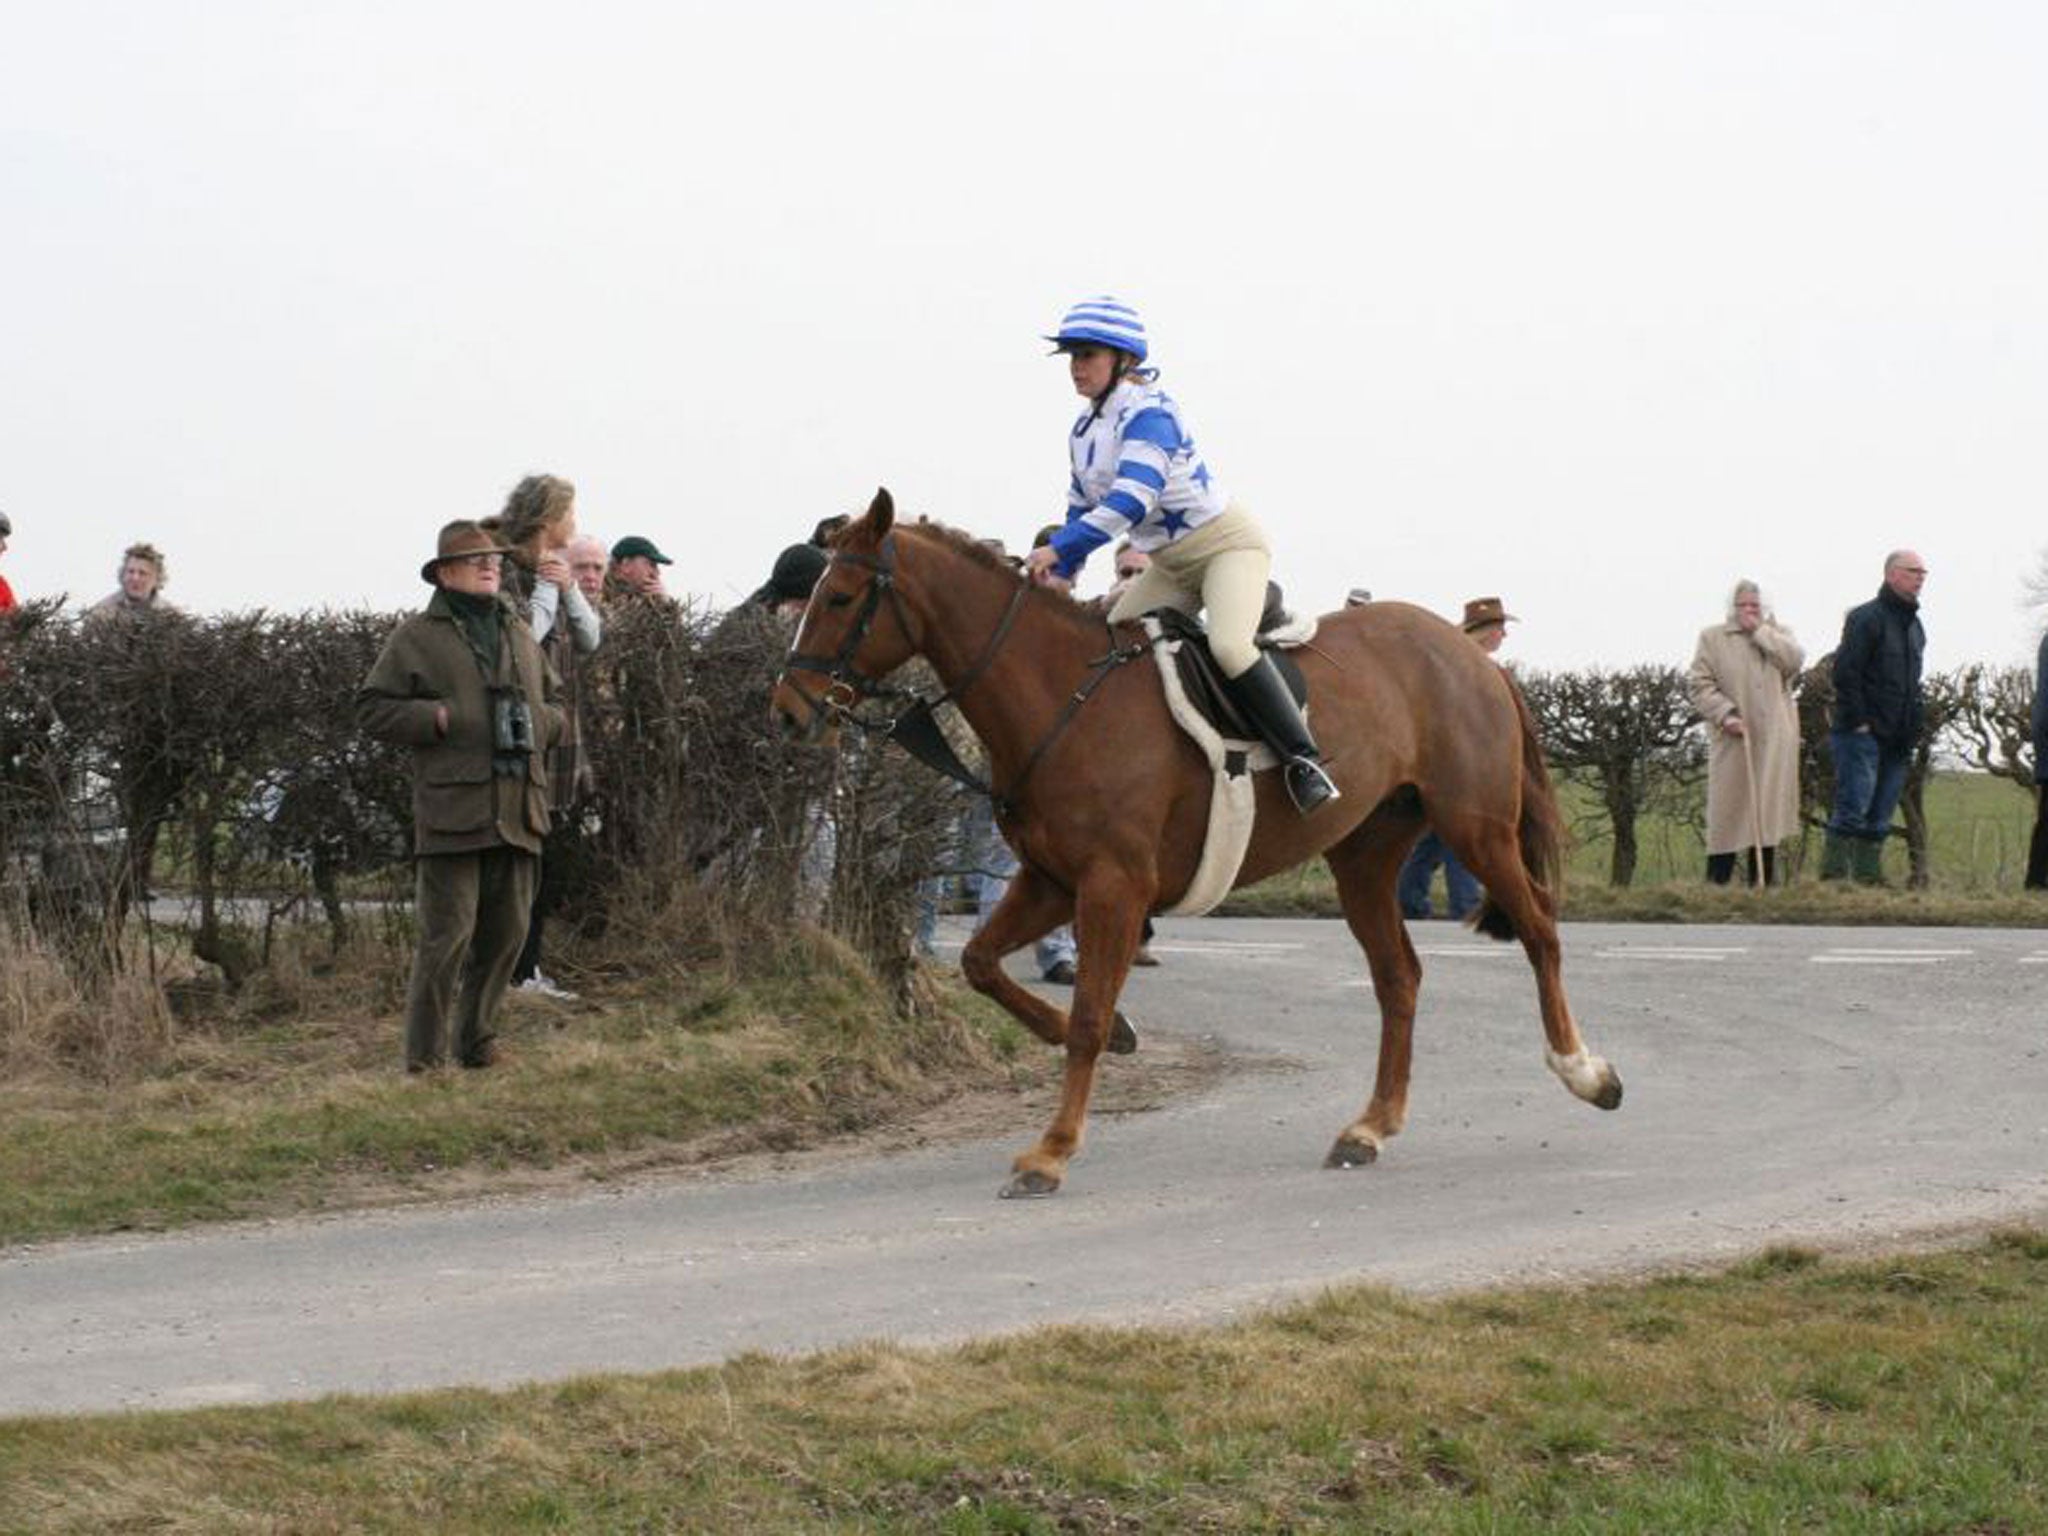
[451,553,500,569]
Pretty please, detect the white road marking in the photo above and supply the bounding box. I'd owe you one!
[1593,947,1747,961]
[928,939,1302,957]
[1810,947,1974,965]
[1413,946,1514,958]
[1819,948,1975,956]
[2021,954,2048,965]
[1144,942,1304,955]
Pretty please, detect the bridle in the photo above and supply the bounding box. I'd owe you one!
[777,532,1033,795]
[775,529,1145,816]
[778,532,926,719]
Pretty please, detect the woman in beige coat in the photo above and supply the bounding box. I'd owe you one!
[1687,580,1805,885]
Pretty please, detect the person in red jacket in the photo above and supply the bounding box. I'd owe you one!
[0,510,16,613]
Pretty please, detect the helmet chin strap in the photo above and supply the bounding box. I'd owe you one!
[1087,349,1143,420]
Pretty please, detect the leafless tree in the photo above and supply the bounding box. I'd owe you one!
[1518,665,1704,886]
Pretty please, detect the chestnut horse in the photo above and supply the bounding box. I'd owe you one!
[772,490,1621,1197]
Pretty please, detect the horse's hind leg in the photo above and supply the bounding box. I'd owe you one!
[1321,813,1426,1168]
[958,864,1078,1048]
[1442,813,1623,1112]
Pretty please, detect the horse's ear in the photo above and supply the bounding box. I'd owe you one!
[866,487,895,536]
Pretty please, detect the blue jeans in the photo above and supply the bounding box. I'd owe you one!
[1397,831,1480,919]
[1827,729,1910,840]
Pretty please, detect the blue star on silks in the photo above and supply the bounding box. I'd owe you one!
[1159,508,1191,536]
[1192,462,1212,491]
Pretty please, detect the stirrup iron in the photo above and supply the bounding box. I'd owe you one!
[1284,757,1341,814]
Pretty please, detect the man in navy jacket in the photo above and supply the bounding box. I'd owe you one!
[1822,550,1927,883]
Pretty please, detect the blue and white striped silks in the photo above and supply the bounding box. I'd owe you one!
[1047,379,1229,579]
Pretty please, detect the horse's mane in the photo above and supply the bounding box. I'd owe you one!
[899,519,1108,634]
[901,519,1022,578]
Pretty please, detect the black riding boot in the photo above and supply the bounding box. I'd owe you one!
[1222,655,1340,814]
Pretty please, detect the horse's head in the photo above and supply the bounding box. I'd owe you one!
[770,487,920,743]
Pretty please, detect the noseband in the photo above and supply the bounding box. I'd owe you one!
[779,533,920,719]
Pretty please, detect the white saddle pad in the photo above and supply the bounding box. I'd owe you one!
[1141,613,1316,916]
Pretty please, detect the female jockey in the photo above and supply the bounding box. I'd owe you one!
[1022,296,1340,814]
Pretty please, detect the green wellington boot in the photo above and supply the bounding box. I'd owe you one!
[1819,831,1854,881]
[1850,835,1887,886]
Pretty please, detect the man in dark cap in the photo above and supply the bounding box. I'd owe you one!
[608,534,673,598]
[357,520,564,1071]
[752,542,829,617]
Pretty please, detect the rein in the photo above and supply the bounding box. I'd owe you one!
[777,532,1147,813]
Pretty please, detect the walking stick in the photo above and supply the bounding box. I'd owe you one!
[1739,723,1767,887]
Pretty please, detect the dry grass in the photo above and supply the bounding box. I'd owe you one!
[0,910,176,1082]
[0,875,1026,1245]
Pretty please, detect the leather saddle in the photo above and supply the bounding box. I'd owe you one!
[1139,582,1309,742]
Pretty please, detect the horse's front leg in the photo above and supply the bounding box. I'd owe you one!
[1002,875,1148,1199]
[958,864,1078,1048]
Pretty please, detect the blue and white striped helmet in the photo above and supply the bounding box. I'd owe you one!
[1045,295,1148,363]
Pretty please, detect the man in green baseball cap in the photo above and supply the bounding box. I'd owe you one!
[608,535,673,598]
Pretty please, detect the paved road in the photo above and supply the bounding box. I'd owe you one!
[5,918,2047,1416]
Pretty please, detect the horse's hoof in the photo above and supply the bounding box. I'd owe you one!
[1594,1073,1624,1111]
[1107,1010,1139,1055]
[1000,1168,1062,1199]
[1324,1137,1379,1169]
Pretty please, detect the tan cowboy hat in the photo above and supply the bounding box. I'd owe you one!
[1460,595,1517,633]
[420,520,513,585]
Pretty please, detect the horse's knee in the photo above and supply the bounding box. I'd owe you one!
[959,942,1003,994]
[1062,1013,1112,1060]
[1370,973,1419,1015]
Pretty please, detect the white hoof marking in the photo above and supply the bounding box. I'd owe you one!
[1545,1047,1612,1102]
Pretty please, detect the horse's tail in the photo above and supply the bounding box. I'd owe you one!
[1472,677,1564,941]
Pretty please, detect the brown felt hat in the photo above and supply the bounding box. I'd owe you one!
[1461,596,1516,633]
[420,520,513,585]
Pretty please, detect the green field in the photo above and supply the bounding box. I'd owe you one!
[1224,770,2047,922]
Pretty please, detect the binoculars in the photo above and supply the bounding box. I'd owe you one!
[491,687,536,762]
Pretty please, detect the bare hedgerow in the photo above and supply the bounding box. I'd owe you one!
[575,596,957,1004]
[1517,664,1704,888]
[0,589,962,1063]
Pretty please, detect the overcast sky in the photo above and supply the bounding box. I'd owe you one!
[5,2,2044,671]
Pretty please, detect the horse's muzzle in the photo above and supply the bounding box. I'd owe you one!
[768,676,842,746]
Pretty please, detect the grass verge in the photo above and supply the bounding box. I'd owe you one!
[0,927,1028,1248]
[4,1229,2043,1531]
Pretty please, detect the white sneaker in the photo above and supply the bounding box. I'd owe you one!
[519,972,578,1001]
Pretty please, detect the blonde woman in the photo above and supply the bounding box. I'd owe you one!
[487,474,601,998]
[1686,580,1804,884]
